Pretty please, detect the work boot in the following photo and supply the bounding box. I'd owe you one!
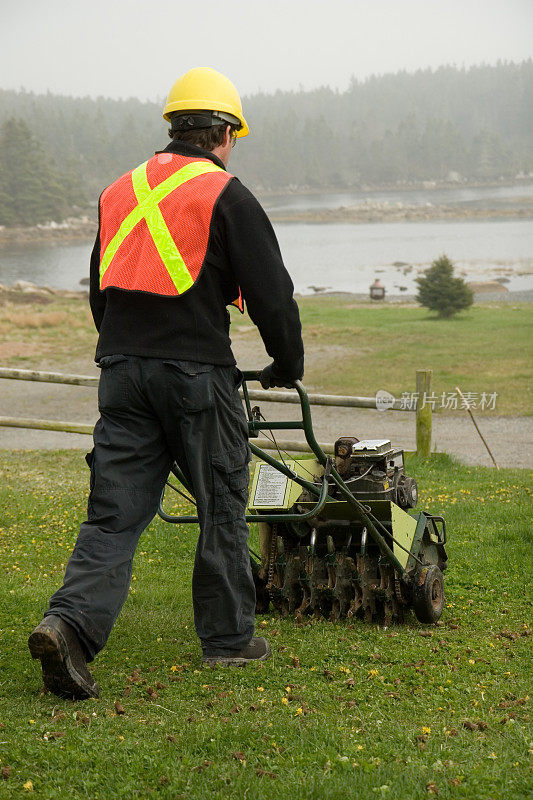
[202,636,271,667]
[28,615,99,700]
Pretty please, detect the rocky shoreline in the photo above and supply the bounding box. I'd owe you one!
[1,201,532,245]
[0,216,97,245]
[268,202,533,224]
[0,280,88,303]
[1,280,531,307]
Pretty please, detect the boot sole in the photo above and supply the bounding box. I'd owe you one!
[202,641,272,667]
[28,626,99,700]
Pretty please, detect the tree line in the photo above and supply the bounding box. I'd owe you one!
[0,61,531,225]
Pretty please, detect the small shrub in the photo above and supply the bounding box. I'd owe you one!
[416,254,474,318]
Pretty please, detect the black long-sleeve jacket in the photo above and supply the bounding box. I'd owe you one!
[90,139,304,380]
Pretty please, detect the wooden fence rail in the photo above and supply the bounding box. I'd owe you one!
[0,367,98,387]
[0,367,433,456]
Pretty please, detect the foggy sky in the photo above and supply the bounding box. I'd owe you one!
[2,0,533,102]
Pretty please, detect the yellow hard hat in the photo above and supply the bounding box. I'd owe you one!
[163,67,249,138]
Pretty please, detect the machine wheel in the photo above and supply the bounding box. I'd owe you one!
[413,565,444,623]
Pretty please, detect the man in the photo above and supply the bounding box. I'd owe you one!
[28,67,304,700]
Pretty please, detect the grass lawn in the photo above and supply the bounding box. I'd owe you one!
[0,450,531,799]
[295,298,533,416]
[0,295,531,415]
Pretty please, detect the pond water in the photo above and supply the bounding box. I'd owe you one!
[1,190,532,296]
[276,219,533,294]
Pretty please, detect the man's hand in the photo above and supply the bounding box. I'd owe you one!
[259,363,299,390]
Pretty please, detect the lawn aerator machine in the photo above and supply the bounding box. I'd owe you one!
[159,372,447,626]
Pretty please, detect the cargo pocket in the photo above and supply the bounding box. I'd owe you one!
[211,444,251,524]
[164,360,215,413]
[97,355,130,411]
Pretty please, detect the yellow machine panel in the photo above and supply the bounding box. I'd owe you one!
[391,503,418,570]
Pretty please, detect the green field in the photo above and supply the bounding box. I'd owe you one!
[0,450,531,799]
[293,299,533,416]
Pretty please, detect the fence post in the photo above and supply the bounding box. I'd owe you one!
[416,369,432,457]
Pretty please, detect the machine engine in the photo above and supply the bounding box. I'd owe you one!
[334,436,419,510]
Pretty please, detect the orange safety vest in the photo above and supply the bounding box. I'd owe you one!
[99,152,243,310]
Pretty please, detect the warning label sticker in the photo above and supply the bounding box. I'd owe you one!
[253,464,289,507]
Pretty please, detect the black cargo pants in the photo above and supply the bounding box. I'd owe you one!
[46,356,256,660]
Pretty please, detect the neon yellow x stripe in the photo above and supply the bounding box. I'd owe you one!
[99,159,223,293]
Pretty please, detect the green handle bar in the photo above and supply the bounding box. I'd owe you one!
[158,370,406,575]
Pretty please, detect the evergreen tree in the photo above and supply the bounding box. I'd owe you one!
[415,254,474,318]
[0,118,68,225]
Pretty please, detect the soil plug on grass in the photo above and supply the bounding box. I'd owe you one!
[256,768,277,779]
[191,761,211,773]
[45,731,65,741]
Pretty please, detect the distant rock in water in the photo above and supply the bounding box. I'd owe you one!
[79,277,90,286]
[468,281,509,293]
[393,261,410,267]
